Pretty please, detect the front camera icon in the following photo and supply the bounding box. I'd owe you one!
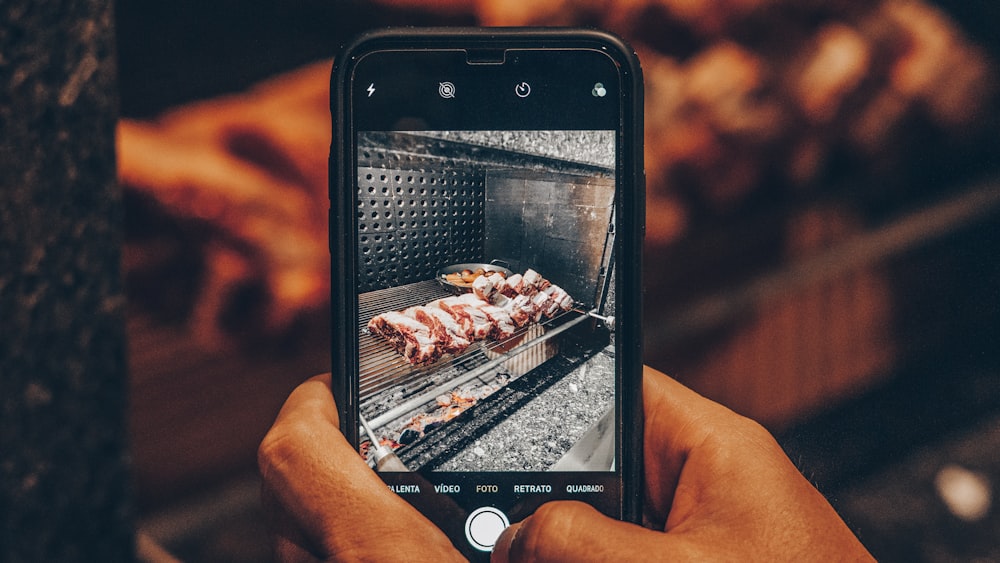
[592,82,607,97]
[439,81,456,98]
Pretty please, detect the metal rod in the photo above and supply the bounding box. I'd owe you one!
[587,311,615,331]
[358,411,393,461]
[358,412,380,446]
[368,311,592,430]
[359,411,410,472]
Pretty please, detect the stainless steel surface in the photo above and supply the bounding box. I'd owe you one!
[356,162,485,292]
[484,172,615,307]
[357,131,617,301]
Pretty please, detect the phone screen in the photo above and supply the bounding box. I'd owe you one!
[332,30,642,559]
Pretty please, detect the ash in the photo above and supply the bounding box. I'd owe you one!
[435,345,616,472]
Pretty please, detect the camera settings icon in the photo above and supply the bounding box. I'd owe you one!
[438,81,456,98]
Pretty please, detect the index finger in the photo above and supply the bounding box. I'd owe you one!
[640,366,754,523]
[271,372,340,430]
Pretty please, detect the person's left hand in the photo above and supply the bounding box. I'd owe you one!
[258,373,465,562]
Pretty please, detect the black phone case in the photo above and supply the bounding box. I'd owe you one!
[329,27,645,525]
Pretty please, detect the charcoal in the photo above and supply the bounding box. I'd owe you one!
[398,428,420,445]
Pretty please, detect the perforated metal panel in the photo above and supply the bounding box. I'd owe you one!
[355,131,615,293]
[357,153,485,292]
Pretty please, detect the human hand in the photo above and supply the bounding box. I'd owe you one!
[257,373,465,562]
[491,366,874,562]
[260,368,873,561]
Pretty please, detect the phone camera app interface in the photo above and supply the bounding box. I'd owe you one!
[356,130,618,475]
[438,81,456,99]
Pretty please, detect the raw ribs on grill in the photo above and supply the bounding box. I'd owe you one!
[368,269,576,365]
[366,311,442,365]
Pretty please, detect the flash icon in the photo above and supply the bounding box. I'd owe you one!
[367,83,375,97]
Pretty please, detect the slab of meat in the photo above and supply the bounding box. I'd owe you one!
[523,268,550,291]
[510,273,538,296]
[442,294,516,341]
[472,274,496,301]
[478,303,516,340]
[500,273,522,297]
[367,311,441,365]
[426,298,467,334]
[369,269,576,365]
[512,293,538,323]
[404,306,471,354]
[531,291,558,319]
[542,284,574,311]
[435,295,494,340]
[487,272,507,295]
[493,293,532,327]
[450,293,516,340]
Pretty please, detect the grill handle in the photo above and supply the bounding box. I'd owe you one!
[489,258,511,270]
[588,311,615,331]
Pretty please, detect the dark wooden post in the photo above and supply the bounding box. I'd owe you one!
[0,1,133,560]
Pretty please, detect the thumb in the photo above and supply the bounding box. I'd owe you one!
[491,501,663,563]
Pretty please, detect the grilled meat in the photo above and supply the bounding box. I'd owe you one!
[435,295,494,340]
[501,273,522,297]
[472,274,496,300]
[369,269,574,364]
[404,305,471,354]
[543,284,574,311]
[510,272,538,296]
[367,311,441,365]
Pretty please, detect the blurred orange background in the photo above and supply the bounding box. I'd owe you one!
[116,2,1000,560]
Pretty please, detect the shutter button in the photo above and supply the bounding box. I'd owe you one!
[464,506,510,552]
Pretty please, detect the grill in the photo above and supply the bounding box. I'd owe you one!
[359,280,592,427]
[358,281,587,427]
[356,131,618,471]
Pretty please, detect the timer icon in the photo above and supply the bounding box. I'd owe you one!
[514,81,531,98]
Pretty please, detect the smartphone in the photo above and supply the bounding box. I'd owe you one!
[330,28,643,559]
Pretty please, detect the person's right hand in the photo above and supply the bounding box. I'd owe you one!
[492,366,873,562]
